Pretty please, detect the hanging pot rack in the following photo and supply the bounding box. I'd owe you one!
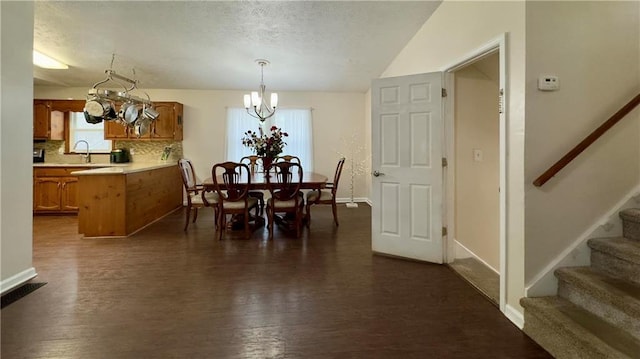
[87,69,153,106]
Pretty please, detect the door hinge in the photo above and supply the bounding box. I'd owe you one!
[441,88,448,97]
[442,157,448,167]
[442,226,448,236]
[498,88,504,114]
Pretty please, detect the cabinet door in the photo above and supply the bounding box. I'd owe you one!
[105,120,130,139]
[60,177,79,212]
[33,100,51,139]
[34,177,62,211]
[150,102,176,139]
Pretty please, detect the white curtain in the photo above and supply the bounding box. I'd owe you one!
[226,108,314,171]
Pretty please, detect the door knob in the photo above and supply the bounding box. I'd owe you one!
[372,170,385,177]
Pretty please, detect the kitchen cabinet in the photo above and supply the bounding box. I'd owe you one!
[104,102,183,141]
[33,100,85,140]
[33,167,88,214]
[33,100,52,139]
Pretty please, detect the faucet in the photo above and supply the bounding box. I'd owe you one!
[73,140,91,163]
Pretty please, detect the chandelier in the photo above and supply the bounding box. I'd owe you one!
[243,59,278,122]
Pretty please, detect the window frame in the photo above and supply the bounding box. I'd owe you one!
[63,111,113,154]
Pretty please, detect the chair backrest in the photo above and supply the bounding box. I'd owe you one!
[212,161,251,202]
[275,155,301,164]
[266,161,303,202]
[331,157,346,195]
[178,158,197,191]
[240,155,262,174]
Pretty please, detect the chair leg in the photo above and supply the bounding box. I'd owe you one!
[267,206,274,239]
[184,205,192,231]
[218,213,225,240]
[193,208,198,223]
[305,203,312,228]
[332,201,339,226]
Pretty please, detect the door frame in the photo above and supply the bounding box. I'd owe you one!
[441,33,507,312]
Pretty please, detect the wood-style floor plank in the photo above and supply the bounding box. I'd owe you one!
[1,206,551,358]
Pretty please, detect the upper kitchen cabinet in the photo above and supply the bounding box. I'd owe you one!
[33,100,51,139]
[34,100,86,140]
[104,102,183,141]
[151,102,183,140]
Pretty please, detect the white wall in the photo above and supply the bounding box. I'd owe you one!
[1,2,37,293]
[377,0,526,318]
[34,88,367,200]
[524,1,640,284]
[454,57,500,272]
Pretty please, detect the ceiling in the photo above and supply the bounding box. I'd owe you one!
[33,1,441,93]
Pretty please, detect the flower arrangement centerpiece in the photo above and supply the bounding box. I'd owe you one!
[241,125,288,169]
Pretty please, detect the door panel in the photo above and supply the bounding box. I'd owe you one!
[372,72,443,263]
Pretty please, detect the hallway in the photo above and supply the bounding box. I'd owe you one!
[2,206,550,358]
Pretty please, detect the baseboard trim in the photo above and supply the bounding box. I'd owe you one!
[453,239,499,275]
[1,267,37,295]
[505,304,524,329]
[336,197,369,205]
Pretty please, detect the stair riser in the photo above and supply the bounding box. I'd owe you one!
[523,311,621,359]
[622,218,640,241]
[591,250,640,287]
[558,280,640,341]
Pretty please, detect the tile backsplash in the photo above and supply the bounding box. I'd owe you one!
[35,140,183,163]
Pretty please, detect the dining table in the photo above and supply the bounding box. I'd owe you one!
[202,170,328,232]
[202,171,328,191]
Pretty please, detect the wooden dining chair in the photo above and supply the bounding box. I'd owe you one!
[240,155,266,215]
[266,161,305,239]
[211,161,259,240]
[178,158,219,231]
[305,157,345,227]
[275,155,301,164]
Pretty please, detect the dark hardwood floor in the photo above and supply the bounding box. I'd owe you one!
[2,205,551,358]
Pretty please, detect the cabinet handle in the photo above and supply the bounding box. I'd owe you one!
[61,182,66,189]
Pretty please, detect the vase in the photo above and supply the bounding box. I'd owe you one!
[261,156,274,173]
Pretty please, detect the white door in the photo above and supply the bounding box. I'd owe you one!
[371,72,443,263]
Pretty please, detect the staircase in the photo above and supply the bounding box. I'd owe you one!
[521,208,640,359]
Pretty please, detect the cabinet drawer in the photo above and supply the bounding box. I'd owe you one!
[34,167,92,177]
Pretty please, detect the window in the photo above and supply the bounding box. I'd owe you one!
[68,112,112,153]
[226,108,313,170]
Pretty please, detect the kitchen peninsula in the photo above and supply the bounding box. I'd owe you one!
[74,162,182,238]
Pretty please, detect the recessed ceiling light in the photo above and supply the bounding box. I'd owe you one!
[33,50,68,69]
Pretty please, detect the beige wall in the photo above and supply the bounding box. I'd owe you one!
[524,1,640,283]
[454,56,500,271]
[1,2,36,291]
[33,88,367,200]
[378,0,526,315]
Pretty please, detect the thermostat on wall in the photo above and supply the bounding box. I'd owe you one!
[538,75,560,91]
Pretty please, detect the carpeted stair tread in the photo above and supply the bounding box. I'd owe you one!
[555,267,640,318]
[521,296,640,358]
[588,237,640,265]
[620,208,640,223]
[620,208,640,241]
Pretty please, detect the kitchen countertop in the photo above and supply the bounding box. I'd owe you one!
[33,163,130,168]
[33,162,178,175]
[70,162,178,175]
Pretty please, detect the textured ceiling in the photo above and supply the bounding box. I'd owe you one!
[33,1,441,92]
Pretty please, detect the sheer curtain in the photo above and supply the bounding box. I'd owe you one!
[226,108,314,171]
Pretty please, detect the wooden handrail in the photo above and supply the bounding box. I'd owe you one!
[533,92,640,187]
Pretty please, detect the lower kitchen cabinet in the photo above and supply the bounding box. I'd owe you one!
[33,167,86,214]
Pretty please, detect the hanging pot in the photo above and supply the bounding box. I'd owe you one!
[85,98,113,118]
[83,110,103,124]
[119,102,139,124]
[133,117,151,137]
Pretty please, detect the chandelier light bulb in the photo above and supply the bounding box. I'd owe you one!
[270,93,278,108]
[243,94,251,109]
